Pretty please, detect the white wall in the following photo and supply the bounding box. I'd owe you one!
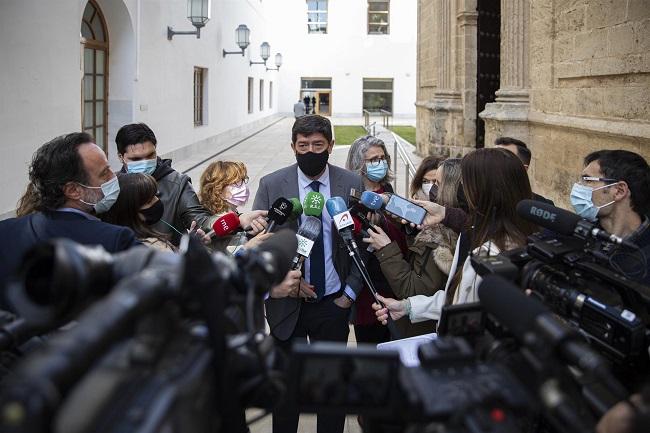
[0,0,84,216]
[0,0,281,215]
[271,0,417,117]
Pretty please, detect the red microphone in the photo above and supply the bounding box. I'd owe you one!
[351,215,363,236]
[207,212,241,238]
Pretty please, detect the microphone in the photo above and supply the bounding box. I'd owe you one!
[289,197,303,221]
[291,216,322,270]
[207,212,241,238]
[254,229,298,286]
[516,199,638,248]
[326,196,402,339]
[303,191,325,217]
[266,197,294,233]
[360,190,384,211]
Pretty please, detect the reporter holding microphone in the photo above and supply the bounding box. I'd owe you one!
[373,148,538,327]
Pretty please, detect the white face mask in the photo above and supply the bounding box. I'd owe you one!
[78,176,121,214]
[421,183,433,198]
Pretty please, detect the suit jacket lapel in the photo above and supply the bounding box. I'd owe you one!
[284,164,300,231]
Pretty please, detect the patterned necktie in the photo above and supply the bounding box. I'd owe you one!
[309,180,326,301]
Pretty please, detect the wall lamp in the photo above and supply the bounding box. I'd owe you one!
[223,24,251,56]
[167,0,211,40]
[250,42,271,66]
[266,53,283,71]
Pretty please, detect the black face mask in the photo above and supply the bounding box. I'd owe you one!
[296,151,329,177]
[428,184,439,203]
[140,199,164,225]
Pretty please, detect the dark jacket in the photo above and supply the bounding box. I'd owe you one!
[127,158,216,246]
[253,163,366,340]
[0,210,140,306]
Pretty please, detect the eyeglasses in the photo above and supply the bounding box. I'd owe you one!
[579,175,619,185]
[365,156,386,167]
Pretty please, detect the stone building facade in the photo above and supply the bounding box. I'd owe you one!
[416,0,650,207]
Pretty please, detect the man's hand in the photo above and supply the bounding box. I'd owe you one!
[240,210,268,235]
[362,225,392,251]
[298,278,317,300]
[372,294,407,325]
[269,269,301,299]
[333,295,353,309]
[188,220,211,245]
[244,232,273,250]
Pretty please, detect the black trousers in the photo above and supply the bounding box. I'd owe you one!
[353,323,390,346]
[273,294,350,433]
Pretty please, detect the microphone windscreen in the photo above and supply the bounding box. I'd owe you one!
[360,191,384,210]
[478,274,547,341]
[289,197,303,220]
[268,197,293,226]
[296,216,322,257]
[212,212,241,236]
[258,229,298,284]
[516,199,579,236]
[303,192,325,217]
[351,215,362,235]
[325,196,348,219]
[297,216,322,240]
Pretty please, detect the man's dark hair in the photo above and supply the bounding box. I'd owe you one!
[291,115,332,144]
[115,123,157,155]
[495,136,531,166]
[18,132,93,213]
[584,150,650,217]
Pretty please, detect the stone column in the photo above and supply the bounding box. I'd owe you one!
[431,0,463,154]
[480,0,531,146]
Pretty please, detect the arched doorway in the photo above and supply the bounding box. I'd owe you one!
[81,0,109,152]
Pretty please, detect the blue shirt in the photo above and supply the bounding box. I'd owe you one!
[297,165,357,300]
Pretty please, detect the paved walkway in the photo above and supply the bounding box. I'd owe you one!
[176,115,418,432]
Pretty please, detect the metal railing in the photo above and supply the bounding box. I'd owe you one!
[364,109,392,131]
[364,121,377,137]
[390,131,417,197]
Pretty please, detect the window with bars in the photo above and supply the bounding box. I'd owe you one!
[194,67,206,126]
[248,77,254,113]
[260,79,264,111]
[269,81,273,108]
[307,0,328,34]
[363,78,393,112]
[368,0,389,35]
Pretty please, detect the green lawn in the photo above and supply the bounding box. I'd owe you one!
[333,126,368,145]
[388,126,416,145]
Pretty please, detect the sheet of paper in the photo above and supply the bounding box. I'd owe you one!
[376,333,437,367]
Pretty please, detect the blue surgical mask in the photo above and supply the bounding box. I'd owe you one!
[79,176,121,214]
[366,160,388,182]
[570,182,616,222]
[126,158,157,175]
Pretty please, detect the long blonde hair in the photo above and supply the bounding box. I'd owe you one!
[199,161,248,214]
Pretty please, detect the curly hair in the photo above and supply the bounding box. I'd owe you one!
[16,132,92,216]
[199,161,248,214]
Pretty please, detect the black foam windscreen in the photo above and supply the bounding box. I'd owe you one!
[268,197,293,225]
[258,229,298,284]
[297,216,322,241]
[516,199,580,236]
[478,274,547,341]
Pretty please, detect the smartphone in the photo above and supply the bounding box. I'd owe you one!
[385,194,426,225]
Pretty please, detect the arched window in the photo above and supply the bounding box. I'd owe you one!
[81,0,109,152]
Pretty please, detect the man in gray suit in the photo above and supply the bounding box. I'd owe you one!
[293,98,306,118]
[253,115,365,433]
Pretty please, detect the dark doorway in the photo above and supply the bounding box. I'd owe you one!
[476,0,500,148]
